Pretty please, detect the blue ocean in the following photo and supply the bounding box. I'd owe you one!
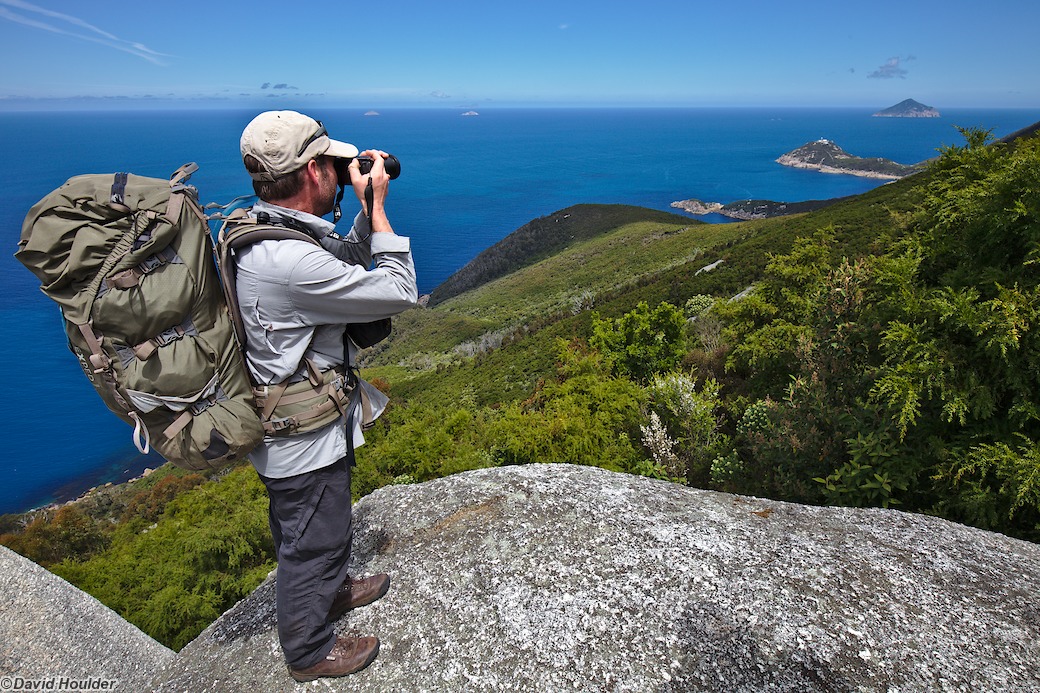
[1,107,1036,513]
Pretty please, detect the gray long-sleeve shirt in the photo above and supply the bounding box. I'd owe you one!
[234,200,418,478]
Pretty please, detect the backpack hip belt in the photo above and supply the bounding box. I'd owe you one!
[253,361,375,436]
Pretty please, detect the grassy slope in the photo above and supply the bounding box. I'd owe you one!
[429,204,701,304]
[361,173,923,410]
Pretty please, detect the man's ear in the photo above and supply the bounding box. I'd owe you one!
[304,157,323,183]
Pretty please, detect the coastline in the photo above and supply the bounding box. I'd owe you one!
[774,155,905,180]
[46,465,161,512]
[6,107,1034,517]
[671,195,848,221]
[7,449,164,516]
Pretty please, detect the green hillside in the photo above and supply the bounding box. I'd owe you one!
[4,124,1038,650]
[361,172,921,406]
[429,204,700,304]
[356,126,1039,542]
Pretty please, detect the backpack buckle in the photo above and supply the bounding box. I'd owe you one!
[139,255,165,273]
[266,417,295,433]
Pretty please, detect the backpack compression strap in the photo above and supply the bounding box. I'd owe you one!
[74,165,206,455]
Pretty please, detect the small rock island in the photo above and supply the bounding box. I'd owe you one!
[873,98,941,118]
[776,139,920,179]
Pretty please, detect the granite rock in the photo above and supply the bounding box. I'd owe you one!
[0,544,175,689]
[156,464,1040,692]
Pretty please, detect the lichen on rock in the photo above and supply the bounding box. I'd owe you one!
[156,464,1040,692]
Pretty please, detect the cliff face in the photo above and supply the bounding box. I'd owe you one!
[4,464,1040,691]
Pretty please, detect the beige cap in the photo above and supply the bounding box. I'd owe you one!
[240,110,359,181]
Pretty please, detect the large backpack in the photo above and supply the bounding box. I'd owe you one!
[15,163,264,471]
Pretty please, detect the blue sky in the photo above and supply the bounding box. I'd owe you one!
[1,0,1037,110]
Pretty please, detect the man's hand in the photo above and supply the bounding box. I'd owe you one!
[348,150,394,234]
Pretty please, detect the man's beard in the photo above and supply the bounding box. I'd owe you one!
[317,163,339,217]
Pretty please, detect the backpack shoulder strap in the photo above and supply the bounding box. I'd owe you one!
[218,212,322,251]
[215,211,322,356]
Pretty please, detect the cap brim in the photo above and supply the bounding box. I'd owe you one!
[325,138,359,160]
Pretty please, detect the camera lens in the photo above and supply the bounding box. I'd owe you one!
[356,154,401,180]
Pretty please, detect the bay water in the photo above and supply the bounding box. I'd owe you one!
[1,106,1035,513]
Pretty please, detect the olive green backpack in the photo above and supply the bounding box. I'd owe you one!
[15,163,264,471]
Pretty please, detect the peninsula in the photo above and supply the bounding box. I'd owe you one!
[873,98,941,118]
[671,196,848,220]
[776,139,920,179]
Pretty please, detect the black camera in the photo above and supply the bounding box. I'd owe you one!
[334,154,401,186]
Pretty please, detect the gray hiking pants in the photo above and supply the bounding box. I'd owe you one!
[259,454,353,669]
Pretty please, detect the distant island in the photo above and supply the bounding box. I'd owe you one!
[364,110,380,116]
[776,139,921,179]
[462,110,479,116]
[873,98,940,118]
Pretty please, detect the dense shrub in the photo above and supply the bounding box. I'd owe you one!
[487,342,648,472]
[590,301,688,383]
[0,504,110,567]
[714,129,1040,537]
[643,372,728,485]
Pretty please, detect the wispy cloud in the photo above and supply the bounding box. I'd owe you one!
[0,0,169,65]
[868,55,915,80]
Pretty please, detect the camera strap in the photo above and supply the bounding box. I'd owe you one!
[333,184,345,223]
[332,177,372,224]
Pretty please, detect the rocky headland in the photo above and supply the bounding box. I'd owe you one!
[776,139,921,179]
[873,98,941,118]
[671,196,850,220]
[4,463,1040,691]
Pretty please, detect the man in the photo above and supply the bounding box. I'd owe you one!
[235,110,418,682]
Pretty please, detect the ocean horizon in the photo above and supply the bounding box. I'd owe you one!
[2,106,1036,514]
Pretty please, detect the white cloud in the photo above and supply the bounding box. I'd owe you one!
[868,56,911,80]
[0,0,169,65]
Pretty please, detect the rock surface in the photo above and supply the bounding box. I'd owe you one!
[0,544,175,689]
[156,464,1040,692]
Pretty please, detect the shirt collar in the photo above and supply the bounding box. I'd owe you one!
[251,200,338,239]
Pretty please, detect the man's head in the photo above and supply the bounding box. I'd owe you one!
[240,110,358,204]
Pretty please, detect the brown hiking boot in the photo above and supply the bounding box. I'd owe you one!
[288,635,379,682]
[330,573,390,621]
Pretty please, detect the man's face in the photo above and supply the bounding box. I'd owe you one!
[315,156,339,216]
